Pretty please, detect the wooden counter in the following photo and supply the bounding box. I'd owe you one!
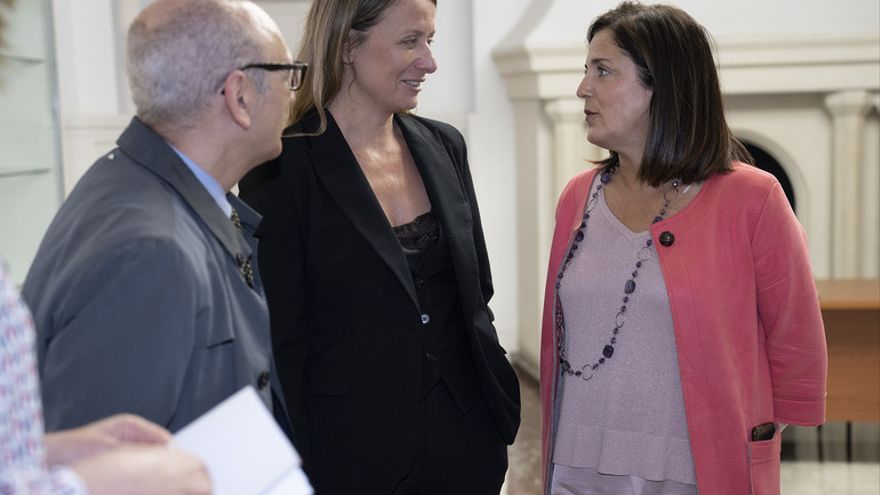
[815,279,880,422]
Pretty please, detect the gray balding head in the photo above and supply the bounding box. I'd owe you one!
[126,0,278,128]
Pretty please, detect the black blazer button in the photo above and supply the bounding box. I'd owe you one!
[257,371,270,390]
[659,231,675,247]
[421,313,431,325]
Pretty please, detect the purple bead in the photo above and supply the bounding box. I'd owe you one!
[575,370,582,376]
[624,279,636,294]
[575,231,584,242]
[610,337,617,344]
[632,271,638,277]
[623,296,629,302]
[635,262,642,268]
[602,345,614,358]
[647,239,653,246]
[653,216,663,223]
[600,173,612,184]
[598,358,605,364]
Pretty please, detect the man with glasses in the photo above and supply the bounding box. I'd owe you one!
[23,0,303,437]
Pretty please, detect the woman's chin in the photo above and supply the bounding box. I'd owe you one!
[586,132,605,149]
[398,100,419,113]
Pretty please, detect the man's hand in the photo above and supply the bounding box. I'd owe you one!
[44,413,171,466]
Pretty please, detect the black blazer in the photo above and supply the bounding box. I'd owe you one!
[239,112,520,493]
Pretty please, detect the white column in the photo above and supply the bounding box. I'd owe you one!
[861,92,880,276]
[544,97,609,200]
[824,90,874,277]
[545,98,587,200]
[512,99,554,377]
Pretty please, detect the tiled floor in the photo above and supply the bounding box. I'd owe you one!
[780,462,880,495]
[504,371,542,495]
[502,371,880,494]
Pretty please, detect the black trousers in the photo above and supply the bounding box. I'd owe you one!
[392,381,508,495]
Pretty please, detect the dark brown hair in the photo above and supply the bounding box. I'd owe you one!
[588,2,751,186]
[291,0,437,135]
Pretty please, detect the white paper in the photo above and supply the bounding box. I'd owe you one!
[172,386,312,495]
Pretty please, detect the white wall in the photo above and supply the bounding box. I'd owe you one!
[462,0,533,354]
[0,0,63,285]
[52,0,120,115]
[497,0,880,49]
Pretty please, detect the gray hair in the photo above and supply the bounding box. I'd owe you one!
[126,0,270,128]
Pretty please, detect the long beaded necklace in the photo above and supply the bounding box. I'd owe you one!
[554,165,683,381]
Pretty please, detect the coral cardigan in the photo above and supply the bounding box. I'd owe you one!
[540,163,827,495]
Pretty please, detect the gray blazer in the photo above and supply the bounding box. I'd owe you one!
[23,117,287,432]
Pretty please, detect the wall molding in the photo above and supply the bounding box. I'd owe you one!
[494,35,880,99]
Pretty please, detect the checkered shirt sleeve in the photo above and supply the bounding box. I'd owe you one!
[0,260,87,495]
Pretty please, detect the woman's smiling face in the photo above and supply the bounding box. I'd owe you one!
[345,0,438,115]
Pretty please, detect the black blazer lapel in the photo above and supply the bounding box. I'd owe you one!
[396,115,480,320]
[308,114,420,311]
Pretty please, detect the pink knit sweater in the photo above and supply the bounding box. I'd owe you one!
[540,163,827,495]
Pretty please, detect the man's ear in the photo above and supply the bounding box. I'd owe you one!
[221,70,252,129]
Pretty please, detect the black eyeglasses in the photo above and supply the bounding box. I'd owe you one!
[240,62,308,91]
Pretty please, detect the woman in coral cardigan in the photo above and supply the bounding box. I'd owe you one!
[540,3,827,494]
